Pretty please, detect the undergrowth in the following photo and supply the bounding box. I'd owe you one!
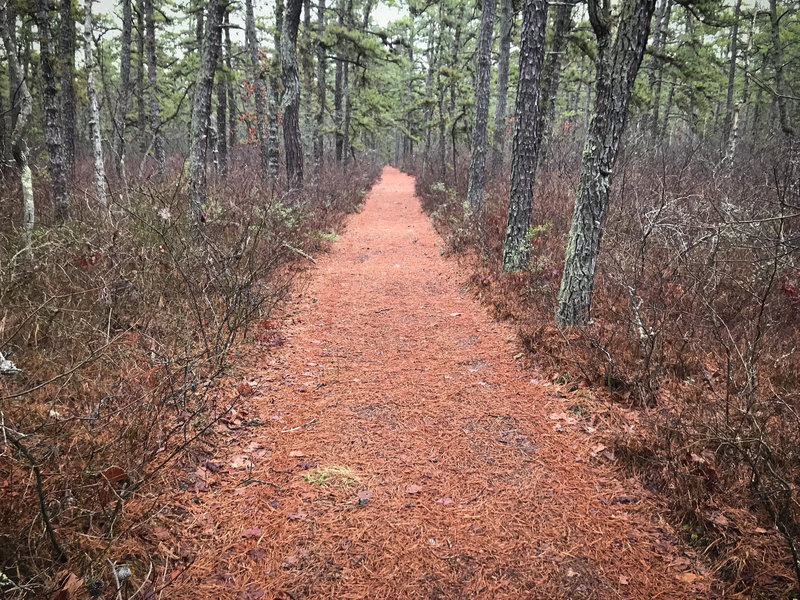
[0,151,379,597]
[408,130,800,598]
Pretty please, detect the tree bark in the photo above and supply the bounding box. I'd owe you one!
[343,61,352,165]
[136,0,147,154]
[465,0,496,211]
[313,0,326,178]
[188,0,225,218]
[225,10,236,151]
[501,0,548,272]
[269,0,283,178]
[538,0,577,164]
[216,55,228,176]
[491,0,513,170]
[84,0,107,205]
[36,0,70,222]
[1,0,34,261]
[555,0,656,326]
[768,0,794,137]
[282,0,304,187]
[59,0,76,185]
[114,0,133,178]
[144,0,165,174]
[648,0,671,138]
[722,0,742,147]
[333,0,344,164]
[245,0,271,180]
[6,2,18,132]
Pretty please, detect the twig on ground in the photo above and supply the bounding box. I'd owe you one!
[282,417,317,433]
[282,242,317,263]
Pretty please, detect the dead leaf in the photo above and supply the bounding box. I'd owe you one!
[406,485,422,494]
[282,555,299,570]
[229,455,253,469]
[704,509,730,528]
[246,548,267,563]
[357,490,373,506]
[619,575,629,585]
[289,450,305,457]
[590,444,607,457]
[287,511,308,521]
[239,584,264,600]
[241,527,262,539]
[676,572,699,584]
[436,496,454,506]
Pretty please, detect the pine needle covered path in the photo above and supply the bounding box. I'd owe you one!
[169,167,709,599]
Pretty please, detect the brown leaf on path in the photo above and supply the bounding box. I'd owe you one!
[406,485,422,494]
[357,490,373,505]
[289,450,305,457]
[287,510,308,521]
[241,527,262,539]
[229,455,253,469]
[282,555,299,570]
[675,572,700,584]
[436,496,454,505]
[246,548,267,563]
[239,583,265,600]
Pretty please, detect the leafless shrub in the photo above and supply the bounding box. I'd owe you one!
[0,154,378,596]
[412,135,800,596]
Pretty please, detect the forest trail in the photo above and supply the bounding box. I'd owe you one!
[171,167,709,599]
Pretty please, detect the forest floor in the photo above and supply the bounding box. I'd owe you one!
[161,166,713,599]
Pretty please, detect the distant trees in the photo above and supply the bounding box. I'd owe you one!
[465,0,495,211]
[84,0,107,206]
[246,0,271,181]
[188,0,226,218]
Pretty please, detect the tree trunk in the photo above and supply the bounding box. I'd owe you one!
[722,0,742,147]
[114,0,133,178]
[538,0,576,163]
[216,59,228,176]
[59,0,76,186]
[768,0,794,137]
[555,0,656,326]
[269,0,283,178]
[333,0,344,165]
[648,0,671,138]
[421,18,439,180]
[465,0,496,211]
[6,2,18,133]
[313,0,326,178]
[282,0,304,187]
[225,11,236,152]
[36,0,70,222]
[137,0,147,154]
[245,0,271,180]
[188,0,225,218]
[343,61,352,165]
[84,0,107,205]
[1,1,34,261]
[491,0,513,170]
[302,0,314,159]
[144,0,165,174]
[502,0,548,272]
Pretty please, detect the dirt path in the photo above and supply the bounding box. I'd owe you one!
[169,167,709,599]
